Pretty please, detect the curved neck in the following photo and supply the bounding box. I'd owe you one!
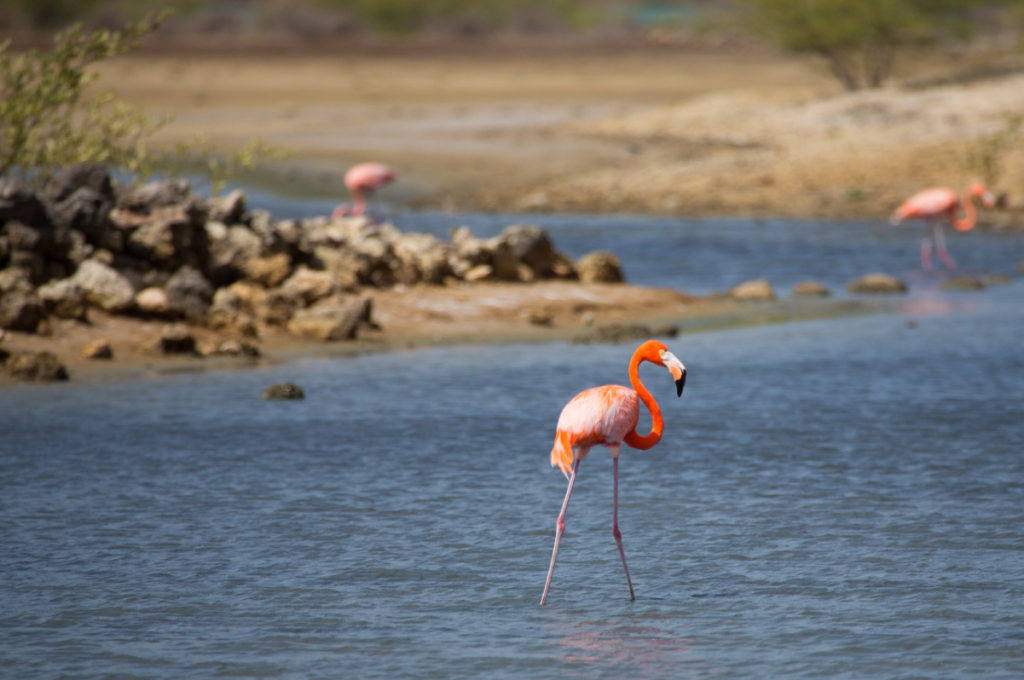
[951,188,977,232]
[623,350,663,451]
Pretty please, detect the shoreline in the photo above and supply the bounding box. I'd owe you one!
[0,285,891,386]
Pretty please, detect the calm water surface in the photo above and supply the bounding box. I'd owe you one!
[2,210,1024,679]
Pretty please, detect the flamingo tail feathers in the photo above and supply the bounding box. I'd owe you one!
[550,430,574,480]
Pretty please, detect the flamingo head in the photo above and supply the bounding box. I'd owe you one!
[639,339,687,397]
[967,183,995,209]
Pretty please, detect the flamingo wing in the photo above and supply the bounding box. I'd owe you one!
[550,385,639,477]
[345,163,398,192]
[890,187,957,225]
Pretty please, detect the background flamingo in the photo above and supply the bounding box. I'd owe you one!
[332,162,398,219]
[540,340,686,606]
[889,183,994,271]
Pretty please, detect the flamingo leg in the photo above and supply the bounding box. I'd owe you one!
[612,455,636,601]
[933,222,956,271]
[920,227,933,271]
[540,455,581,606]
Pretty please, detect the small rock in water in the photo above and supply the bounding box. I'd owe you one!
[846,273,907,295]
[262,382,305,400]
[792,281,831,298]
[730,279,776,301]
[980,274,1012,286]
[941,277,986,292]
[80,338,113,360]
[5,350,69,381]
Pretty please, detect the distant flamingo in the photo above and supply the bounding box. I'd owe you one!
[332,162,398,220]
[540,340,687,606]
[889,183,994,271]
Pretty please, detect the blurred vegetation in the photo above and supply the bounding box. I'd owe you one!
[0,11,288,192]
[743,0,1006,90]
[965,112,1023,188]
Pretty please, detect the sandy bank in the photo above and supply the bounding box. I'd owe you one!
[0,281,886,385]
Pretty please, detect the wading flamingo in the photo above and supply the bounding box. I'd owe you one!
[540,340,687,606]
[332,162,398,219]
[889,183,994,271]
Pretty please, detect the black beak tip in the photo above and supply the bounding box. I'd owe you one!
[676,371,686,397]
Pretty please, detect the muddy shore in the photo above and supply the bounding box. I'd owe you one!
[0,282,887,385]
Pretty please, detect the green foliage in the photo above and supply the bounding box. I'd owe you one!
[745,0,986,90]
[0,11,290,195]
[0,12,171,183]
[965,112,1023,187]
[322,0,596,34]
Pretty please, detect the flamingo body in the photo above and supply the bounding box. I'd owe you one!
[540,340,686,605]
[332,162,398,219]
[889,183,994,270]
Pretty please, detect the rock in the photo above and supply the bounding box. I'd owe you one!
[206,223,263,285]
[243,252,292,288]
[207,189,246,224]
[394,232,452,285]
[501,224,557,277]
[206,287,257,337]
[72,260,136,312]
[980,274,1012,286]
[846,273,908,295]
[215,339,260,358]
[730,278,776,301]
[144,323,197,355]
[792,281,831,298]
[4,350,69,381]
[134,287,172,316]
[314,246,369,290]
[577,251,624,283]
[37,278,88,320]
[118,179,191,213]
[0,181,49,227]
[80,338,113,359]
[526,308,553,326]
[126,207,206,272]
[0,281,43,332]
[164,265,214,323]
[464,264,495,282]
[261,382,305,400]
[257,287,303,327]
[280,266,339,305]
[286,299,369,341]
[941,276,986,291]
[650,324,680,338]
[49,187,118,253]
[47,162,114,203]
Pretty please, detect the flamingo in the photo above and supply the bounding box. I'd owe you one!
[889,183,994,271]
[540,340,687,606]
[332,162,398,220]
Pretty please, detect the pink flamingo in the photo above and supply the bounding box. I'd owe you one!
[332,162,398,219]
[889,183,994,271]
[540,340,687,606]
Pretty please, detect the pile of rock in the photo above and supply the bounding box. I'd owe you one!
[1,163,597,342]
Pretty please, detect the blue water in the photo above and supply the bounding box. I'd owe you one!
[2,208,1024,679]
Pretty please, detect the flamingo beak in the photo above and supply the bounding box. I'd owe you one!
[661,350,687,397]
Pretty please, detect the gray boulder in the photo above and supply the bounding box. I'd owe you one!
[164,265,214,323]
[118,179,191,213]
[72,260,135,313]
[261,382,305,400]
[207,222,263,285]
[0,181,49,227]
[207,189,246,224]
[47,162,114,203]
[0,269,43,332]
[49,187,119,253]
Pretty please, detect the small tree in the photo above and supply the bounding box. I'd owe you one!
[745,0,979,91]
[0,11,289,193]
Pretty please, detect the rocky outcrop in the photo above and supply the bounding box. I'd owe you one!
[730,278,776,301]
[286,298,371,341]
[80,338,113,359]
[941,276,986,291]
[846,273,907,294]
[1,168,584,342]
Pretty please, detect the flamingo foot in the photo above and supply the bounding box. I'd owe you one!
[937,250,957,272]
[920,237,933,271]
